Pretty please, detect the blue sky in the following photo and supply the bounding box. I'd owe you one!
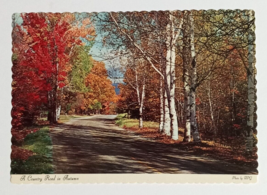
[77,12,124,83]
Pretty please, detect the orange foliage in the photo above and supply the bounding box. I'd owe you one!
[62,13,96,48]
[85,61,118,110]
[117,67,160,121]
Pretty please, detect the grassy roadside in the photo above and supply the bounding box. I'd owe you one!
[58,114,87,123]
[58,115,75,123]
[11,126,53,174]
[115,113,159,129]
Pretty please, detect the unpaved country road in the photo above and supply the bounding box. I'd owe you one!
[50,115,256,174]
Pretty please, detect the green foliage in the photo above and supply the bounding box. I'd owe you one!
[11,155,53,174]
[115,113,126,126]
[11,126,53,174]
[59,114,75,122]
[23,127,51,146]
[69,45,93,92]
[116,113,127,119]
[12,53,18,63]
[66,104,71,112]
[91,101,102,110]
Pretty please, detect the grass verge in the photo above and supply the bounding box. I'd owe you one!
[58,115,75,123]
[58,114,86,123]
[11,126,53,174]
[115,113,159,129]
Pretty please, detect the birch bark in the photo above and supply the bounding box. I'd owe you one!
[189,12,201,142]
[159,77,165,132]
[109,12,182,138]
[139,82,145,129]
[182,11,191,142]
[135,66,146,129]
[166,12,181,140]
[169,46,179,140]
[207,79,216,135]
[163,90,171,136]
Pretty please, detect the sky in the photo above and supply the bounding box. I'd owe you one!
[88,13,124,83]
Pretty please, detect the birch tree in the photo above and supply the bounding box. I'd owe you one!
[106,11,183,139]
[165,12,182,140]
[182,11,192,142]
[189,12,201,142]
[120,55,147,129]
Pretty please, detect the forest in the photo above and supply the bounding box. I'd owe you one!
[11,10,256,174]
[104,10,256,153]
[12,13,117,129]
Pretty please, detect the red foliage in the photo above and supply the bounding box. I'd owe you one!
[11,145,34,160]
[11,129,38,143]
[233,124,241,129]
[12,13,70,129]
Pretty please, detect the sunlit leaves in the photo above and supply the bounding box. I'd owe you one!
[84,61,117,111]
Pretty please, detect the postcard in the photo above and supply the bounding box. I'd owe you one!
[11,10,257,183]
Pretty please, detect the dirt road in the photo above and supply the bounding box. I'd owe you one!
[50,115,256,174]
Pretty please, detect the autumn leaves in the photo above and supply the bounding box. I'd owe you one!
[83,61,118,113]
[103,10,256,149]
[11,10,256,155]
[12,13,116,131]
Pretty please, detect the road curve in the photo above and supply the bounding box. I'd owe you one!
[50,115,256,174]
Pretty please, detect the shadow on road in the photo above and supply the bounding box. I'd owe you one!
[51,116,256,174]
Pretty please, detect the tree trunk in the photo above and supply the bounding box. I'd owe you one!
[190,83,201,142]
[47,91,52,121]
[48,35,59,124]
[133,66,146,129]
[182,11,191,142]
[139,83,145,129]
[56,105,61,121]
[163,89,171,136]
[170,47,179,140]
[159,77,165,132]
[47,90,57,124]
[189,12,201,142]
[166,13,179,140]
[207,79,216,135]
[230,64,237,135]
[246,10,255,154]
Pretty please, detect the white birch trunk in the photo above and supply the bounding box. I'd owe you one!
[56,105,61,121]
[166,13,179,140]
[189,12,201,142]
[182,11,191,142]
[139,83,145,129]
[163,90,171,136]
[170,47,179,140]
[134,67,145,129]
[159,78,165,132]
[246,10,255,153]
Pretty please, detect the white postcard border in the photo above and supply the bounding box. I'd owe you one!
[1,0,267,194]
[11,174,257,184]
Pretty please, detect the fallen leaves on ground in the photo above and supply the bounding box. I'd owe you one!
[11,145,34,160]
[11,128,39,144]
[123,125,257,170]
